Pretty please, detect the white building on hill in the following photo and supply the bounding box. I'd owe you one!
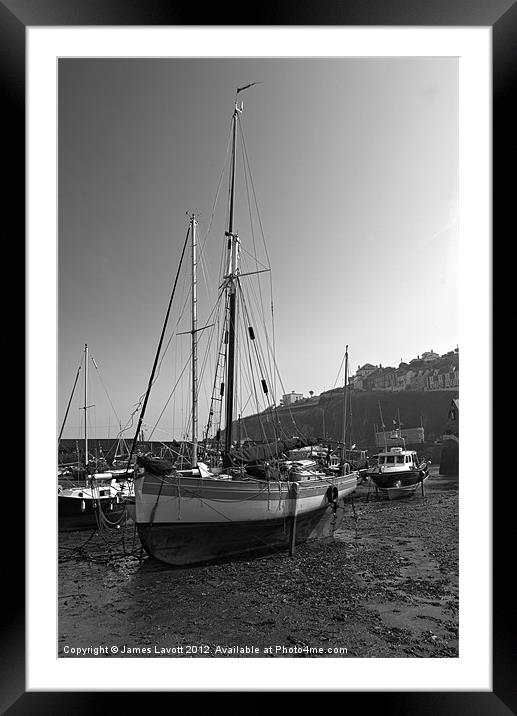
[281,391,303,406]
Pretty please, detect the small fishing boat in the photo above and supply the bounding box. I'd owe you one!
[129,88,358,566]
[366,446,430,500]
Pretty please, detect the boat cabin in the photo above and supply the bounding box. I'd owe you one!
[376,447,421,471]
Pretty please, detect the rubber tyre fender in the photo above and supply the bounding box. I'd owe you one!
[326,485,339,504]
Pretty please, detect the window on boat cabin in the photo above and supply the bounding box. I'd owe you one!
[385,455,404,464]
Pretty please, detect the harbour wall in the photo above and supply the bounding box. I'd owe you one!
[59,391,457,463]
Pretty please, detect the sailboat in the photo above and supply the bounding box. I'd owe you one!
[129,91,358,565]
[58,344,128,531]
[107,430,135,479]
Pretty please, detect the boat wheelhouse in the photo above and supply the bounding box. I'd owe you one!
[366,446,430,500]
[378,447,420,471]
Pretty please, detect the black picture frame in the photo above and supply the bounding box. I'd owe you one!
[8,0,505,711]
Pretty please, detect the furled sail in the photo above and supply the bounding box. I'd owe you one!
[136,454,174,476]
[227,437,311,465]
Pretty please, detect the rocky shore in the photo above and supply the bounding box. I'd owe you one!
[58,466,458,658]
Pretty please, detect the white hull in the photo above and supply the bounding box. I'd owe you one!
[135,471,357,525]
[133,470,358,565]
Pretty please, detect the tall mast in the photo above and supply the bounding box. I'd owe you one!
[84,343,88,470]
[223,103,241,464]
[190,213,198,467]
[379,400,388,451]
[341,345,349,470]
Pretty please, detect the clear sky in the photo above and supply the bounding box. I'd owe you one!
[58,57,458,441]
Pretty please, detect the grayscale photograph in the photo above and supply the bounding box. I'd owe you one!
[58,57,459,659]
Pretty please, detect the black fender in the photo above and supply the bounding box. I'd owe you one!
[326,485,339,504]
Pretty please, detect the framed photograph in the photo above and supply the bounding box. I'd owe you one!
[9,0,504,709]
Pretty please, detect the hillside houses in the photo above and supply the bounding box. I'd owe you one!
[352,363,377,390]
[281,348,459,408]
[349,348,459,393]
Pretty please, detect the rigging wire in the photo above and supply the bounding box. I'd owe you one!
[332,351,347,390]
[148,353,191,440]
[58,363,82,444]
[90,355,122,432]
[238,114,279,403]
[238,119,275,398]
[126,222,191,469]
[141,120,234,446]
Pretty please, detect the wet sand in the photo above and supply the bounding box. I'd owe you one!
[58,466,458,658]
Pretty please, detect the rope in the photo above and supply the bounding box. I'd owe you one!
[126,222,191,468]
[58,527,97,558]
